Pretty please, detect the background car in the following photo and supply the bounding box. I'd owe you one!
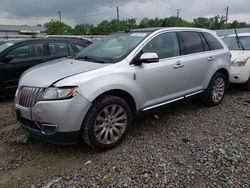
[222,33,250,90]
[0,37,91,96]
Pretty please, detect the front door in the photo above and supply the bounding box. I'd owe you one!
[135,32,186,109]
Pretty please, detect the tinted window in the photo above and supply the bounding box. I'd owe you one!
[203,32,223,50]
[49,43,69,56]
[8,43,44,61]
[200,33,210,51]
[180,32,204,55]
[73,44,85,52]
[143,32,180,59]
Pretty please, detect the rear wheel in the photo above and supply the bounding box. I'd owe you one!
[200,72,226,106]
[81,95,132,150]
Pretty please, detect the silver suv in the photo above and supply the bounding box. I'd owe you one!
[13,27,231,150]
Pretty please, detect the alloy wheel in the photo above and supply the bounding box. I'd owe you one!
[94,104,128,145]
[212,77,225,103]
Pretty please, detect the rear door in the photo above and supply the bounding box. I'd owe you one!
[176,31,212,93]
[1,42,46,90]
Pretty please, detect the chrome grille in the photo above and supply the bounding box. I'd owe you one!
[18,87,44,108]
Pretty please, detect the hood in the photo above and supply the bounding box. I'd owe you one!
[230,50,250,61]
[19,58,109,87]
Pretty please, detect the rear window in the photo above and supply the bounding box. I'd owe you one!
[202,32,223,50]
[179,31,204,55]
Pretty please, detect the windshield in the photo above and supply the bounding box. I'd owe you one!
[223,36,250,50]
[77,32,149,63]
[0,42,14,53]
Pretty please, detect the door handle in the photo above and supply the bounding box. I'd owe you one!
[207,56,215,61]
[174,62,184,69]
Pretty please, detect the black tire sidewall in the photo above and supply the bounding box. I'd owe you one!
[82,95,132,150]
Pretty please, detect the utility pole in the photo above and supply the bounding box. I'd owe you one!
[176,9,180,18]
[58,11,61,22]
[116,6,120,22]
[176,9,180,26]
[225,6,229,27]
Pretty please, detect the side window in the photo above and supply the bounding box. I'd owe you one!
[49,43,69,56]
[68,43,74,54]
[179,31,204,55]
[200,33,210,51]
[72,44,85,52]
[8,43,44,61]
[143,32,180,59]
[202,32,223,50]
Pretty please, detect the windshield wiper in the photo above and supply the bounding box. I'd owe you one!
[76,55,105,63]
[234,28,245,50]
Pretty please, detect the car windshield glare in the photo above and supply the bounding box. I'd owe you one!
[223,36,250,50]
[77,32,149,63]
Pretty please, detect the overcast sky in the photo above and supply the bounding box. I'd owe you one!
[0,0,249,26]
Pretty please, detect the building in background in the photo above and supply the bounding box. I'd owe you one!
[0,25,46,39]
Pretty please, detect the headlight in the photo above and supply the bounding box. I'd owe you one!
[231,56,249,67]
[40,87,76,100]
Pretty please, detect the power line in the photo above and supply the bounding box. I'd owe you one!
[119,10,135,19]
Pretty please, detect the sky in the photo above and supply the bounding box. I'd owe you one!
[0,0,249,26]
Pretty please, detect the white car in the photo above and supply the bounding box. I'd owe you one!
[223,33,250,90]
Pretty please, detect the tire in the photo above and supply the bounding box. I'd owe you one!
[200,72,226,106]
[244,77,250,91]
[81,95,132,150]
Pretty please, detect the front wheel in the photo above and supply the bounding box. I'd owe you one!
[200,72,226,106]
[81,95,132,150]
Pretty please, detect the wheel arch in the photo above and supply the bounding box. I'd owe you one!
[91,89,137,116]
[215,68,229,87]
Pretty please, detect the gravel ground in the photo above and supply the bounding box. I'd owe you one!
[0,87,249,188]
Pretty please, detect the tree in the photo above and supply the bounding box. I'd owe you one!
[44,20,73,35]
[74,24,94,35]
[193,17,211,28]
[209,15,226,29]
[44,16,250,36]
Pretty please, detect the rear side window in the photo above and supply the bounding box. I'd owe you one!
[200,33,210,51]
[179,31,204,55]
[202,32,223,50]
[49,43,69,56]
[143,32,180,59]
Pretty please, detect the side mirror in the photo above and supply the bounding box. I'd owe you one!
[139,53,159,64]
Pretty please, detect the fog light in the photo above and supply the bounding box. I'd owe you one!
[41,124,58,135]
[234,76,239,80]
